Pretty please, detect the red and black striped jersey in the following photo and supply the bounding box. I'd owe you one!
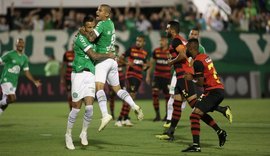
[169,35,193,79]
[124,46,148,81]
[117,54,126,81]
[62,50,74,81]
[152,47,171,79]
[193,54,224,91]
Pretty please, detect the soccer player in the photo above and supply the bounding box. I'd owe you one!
[182,38,227,152]
[146,36,171,121]
[115,35,149,127]
[164,27,207,127]
[107,44,125,120]
[65,15,115,150]
[80,4,143,132]
[60,46,74,111]
[0,38,41,116]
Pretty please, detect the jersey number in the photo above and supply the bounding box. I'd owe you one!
[207,63,220,83]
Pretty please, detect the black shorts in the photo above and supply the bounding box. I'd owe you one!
[65,79,72,92]
[174,78,196,99]
[126,77,141,93]
[152,77,170,94]
[195,89,225,113]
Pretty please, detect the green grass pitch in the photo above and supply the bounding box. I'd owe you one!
[0,99,270,156]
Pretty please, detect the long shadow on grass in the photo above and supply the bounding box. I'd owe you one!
[0,124,16,128]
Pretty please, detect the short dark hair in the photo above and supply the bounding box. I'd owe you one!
[137,35,145,41]
[191,27,200,32]
[83,15,95,25]
[187,38,199,50]
[168,20,180,33]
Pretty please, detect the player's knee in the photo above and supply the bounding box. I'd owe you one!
[193,107,204,116]
[152,89,159,96]
[7,95,16,104]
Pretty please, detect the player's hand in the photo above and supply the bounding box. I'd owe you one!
[184,73,193,80]
[79,27,87,36]
[108,52,116,59]
[167,59,173,66]
[33,80,42,87]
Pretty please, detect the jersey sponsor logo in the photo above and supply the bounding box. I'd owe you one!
[8,65,21,74]
[205,56,212,63]
[133,59,144,65]
[79,35,88,47]
[156,59,168,64]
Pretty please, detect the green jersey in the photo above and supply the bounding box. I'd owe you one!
[94,18,116,53]
[199,44,206,54]
[73,33,96,74]
[0,50,29,87]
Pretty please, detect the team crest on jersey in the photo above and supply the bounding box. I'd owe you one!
[72,92,78,98]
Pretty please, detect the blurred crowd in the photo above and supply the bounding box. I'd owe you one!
[0,0,269,33]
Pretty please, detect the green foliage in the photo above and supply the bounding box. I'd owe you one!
[0,99,270,156]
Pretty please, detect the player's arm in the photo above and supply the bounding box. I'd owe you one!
[85,47,115,61]
[60,53,66,84]
[168,39,187,65]
[24,70,41,87]
[192,60,205,86]
[146,58,155,85]
[79,28,97,42]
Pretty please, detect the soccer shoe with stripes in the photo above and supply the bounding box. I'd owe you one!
[134,105,144,121]
[79,132,88,146]
[224,106,233,124]
[98,114,113,132]
[182,145,201,152]
[122,119,134,127]
[217,129,227,147]
[65,134,75,150]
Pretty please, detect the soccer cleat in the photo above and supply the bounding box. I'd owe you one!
[65,134,75,150]
[98,114,113,132]
[163,120,171,128]
[224,106,233,124]
[134,105,144,121]
[79,132,88,146]
[153,116,161,122]
[217,129,227,147]
[155,133,174,141]
[115,120,123,127]
[122,119,134,127]
[182,145,201,152]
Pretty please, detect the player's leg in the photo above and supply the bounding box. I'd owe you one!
[152,88,161,121]
[108,87,116,119]
[161,78,171,121]
[65,72,84,150]
[95,60,113,131]
[79,72,95,145]
[163,74,176,127]
[0,83,17,116]
[108,61,143,120]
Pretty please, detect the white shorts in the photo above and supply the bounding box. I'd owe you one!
[169,74,177,95]
[95,58,120,87]
[1,82,16,95]
[71,71,95,102]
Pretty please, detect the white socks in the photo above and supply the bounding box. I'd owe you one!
[66,108,80,135]
[117,89,136,109]
[166,95,174,121]
[0,96,7,106]
[96,90,108,117]
[82,105,93,132]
